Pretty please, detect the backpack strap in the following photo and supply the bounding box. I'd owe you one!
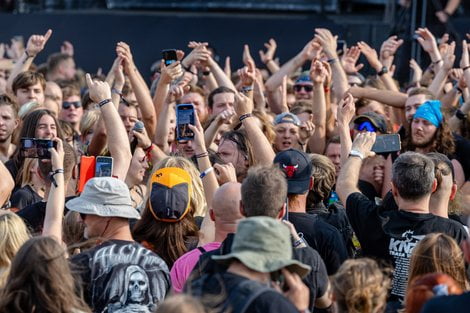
[197,246,207,254]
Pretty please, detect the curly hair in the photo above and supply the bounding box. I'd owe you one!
[403,116,455,156]
[332,258,391,313]
[307,154,336,205]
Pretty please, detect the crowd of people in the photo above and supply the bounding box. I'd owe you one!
[0,18,469,313]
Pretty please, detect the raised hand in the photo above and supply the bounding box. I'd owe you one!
[116,42,136,75]
[243,44,256,67]
[341,46,364,74]
[351,131,377,158]
[187,112,206,154]
[299,121,315,144]
[460,40,469,69]
[409,58,423,83]
[213,163,237,185]
[314,28,337,58]
[299,39,323,61]
[215,108,235,126]
[60,41,74,56]
[415,28,439,54]
[337,93,356,127]
[259,38,277,64]
[357,41,382,71]
[442,42,456,71]
[184,43,211,67]
[26,29,52,57]
[160,61,183,85]
[238,58,256,87]
[85,73,111,102]
[234,91,253,116]
[309,60,328,85]
[379,36,403,63]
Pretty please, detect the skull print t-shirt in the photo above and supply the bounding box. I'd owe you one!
[71,240,170,313]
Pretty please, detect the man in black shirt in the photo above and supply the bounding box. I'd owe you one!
[337,132,467,300]
[274,149,349,275]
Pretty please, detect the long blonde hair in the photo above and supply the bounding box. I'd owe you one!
[332,258,390,313]
[20,158,38,187]
[408,233,468,291]
[0,211,30,286]
[153,156,207,217]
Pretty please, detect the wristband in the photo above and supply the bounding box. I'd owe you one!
[293,232,305,248]
[195,152,209,159]
[239,113,253,122]
[241,86,253,93]
[48,169,64,188]
[111,88,122,95]
[349,149,364,160]
[199,167,214,179]
[183,65,196,75]
[98,98,112,108]
[327,58,337,64]
[24,50,34,59]
[463,66,470,72]
[377,66,389,76]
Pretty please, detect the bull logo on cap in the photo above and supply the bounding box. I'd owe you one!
[282,164,299,178]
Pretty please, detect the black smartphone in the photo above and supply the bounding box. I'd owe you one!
[337,40,347,57]
[176,103,195,141]
[271,270,288,291]
[20,138,56,159]
[372,134,401,154]
[162,49,177,66]
[95,156,113,177]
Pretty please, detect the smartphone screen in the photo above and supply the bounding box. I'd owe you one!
[35,139,55,159]
[176,104,195,141]
[372,134,401,154]
[95,156,113,177]
[162,49,177,66]
[20,138,37,158]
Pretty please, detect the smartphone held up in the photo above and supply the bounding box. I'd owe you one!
[20,138,57,159]
[176,103,195,141]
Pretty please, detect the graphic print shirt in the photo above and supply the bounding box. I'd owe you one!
[346,192,467,299]
[71,240,170,313]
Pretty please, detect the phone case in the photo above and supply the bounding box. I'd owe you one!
[78,156,96,193]
[176,104,195,141]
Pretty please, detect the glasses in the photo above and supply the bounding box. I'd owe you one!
[294,84,313,92]
[62,101,82,110]
[355,121,377,132]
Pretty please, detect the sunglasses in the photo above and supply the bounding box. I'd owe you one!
[62,101,82,110]
[294,84,313,92]
[355,121,377,132]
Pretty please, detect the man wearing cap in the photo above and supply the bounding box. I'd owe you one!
[68,177,170,313]
[274,148,349,274]
[273,112,303,152]
[189,216,311,313]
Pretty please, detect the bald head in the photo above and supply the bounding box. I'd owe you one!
[211,182,243,225]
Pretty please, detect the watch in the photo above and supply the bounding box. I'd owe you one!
[377,66,389,76]
[349,149,364,160]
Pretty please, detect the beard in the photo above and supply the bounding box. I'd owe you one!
[411,134,435,148]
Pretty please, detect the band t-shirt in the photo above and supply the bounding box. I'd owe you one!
[71,240,170,313]
[346,192,467,299]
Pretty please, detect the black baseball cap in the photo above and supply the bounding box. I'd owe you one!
[274,149,312,195]
[353,111,388,134]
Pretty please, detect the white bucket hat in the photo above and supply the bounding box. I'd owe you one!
[66,177,140,219]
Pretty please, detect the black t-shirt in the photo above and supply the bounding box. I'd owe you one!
[421,292,470,313]
[346,192,467,299]
[191,271,299,313]
[16,196,75,234]
[288,212,349,275]
[71,240,170,313]
[10,185,42,211]
[358,180,380,202]
[189,234,329,312]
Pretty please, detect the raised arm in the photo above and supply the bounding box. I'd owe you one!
[7,29,52,93]
[42,138,65,243]
[315,28,349,100]
[336,132,376,205]
[265,39,321,92]
[428,42,455,97]
[349,86,408,108]
[259,38,280,74]
[416,28,443,73]
[116,42,157,137]
[336,93,356,167]
[86,74,132,180]
[308,60,328,154]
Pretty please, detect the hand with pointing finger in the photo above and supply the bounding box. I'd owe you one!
[26,29,52,58]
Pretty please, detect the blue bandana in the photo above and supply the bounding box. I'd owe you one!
[413,100,443,127]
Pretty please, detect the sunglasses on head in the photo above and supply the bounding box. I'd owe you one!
[294,84,313,92]
[356,121,377,132]
[62,101,82,109]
